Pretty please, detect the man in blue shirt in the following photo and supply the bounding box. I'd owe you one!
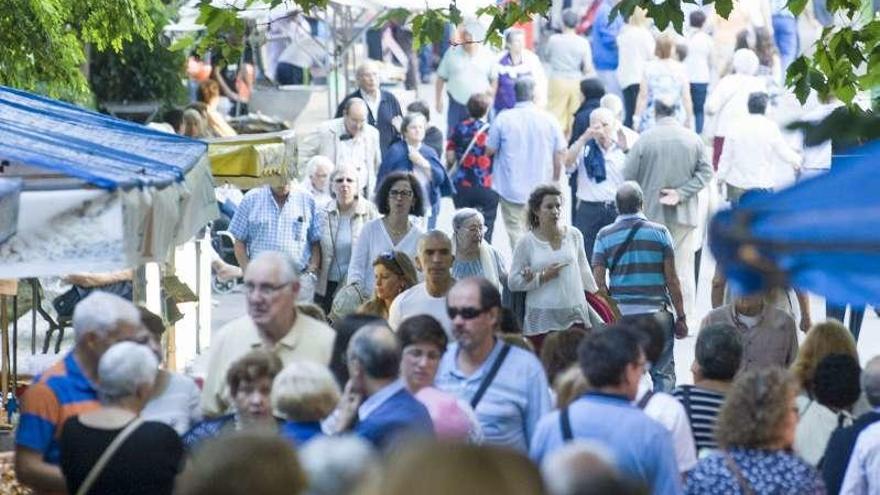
[530,325,682,495]
[590,0,625,98]
[229,180,321,278]
[592,182,688,392]
[339,322,433,450]
[435,277,552,453]
[486,78,566,250]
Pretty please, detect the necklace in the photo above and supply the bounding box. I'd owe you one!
[385,218,409,237]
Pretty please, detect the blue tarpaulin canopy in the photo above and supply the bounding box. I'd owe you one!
[0,85,206,190]
[709,140,880,307]
[0,86,218,278]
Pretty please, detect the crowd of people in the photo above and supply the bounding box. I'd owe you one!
[10,1,875,494]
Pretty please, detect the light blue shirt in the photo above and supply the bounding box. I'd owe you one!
[228,186,320,272]
[436,45,497,105]
[530,392,683,495]
[435,339,552,452]
[358,379,405,421]
[487,102,566,204]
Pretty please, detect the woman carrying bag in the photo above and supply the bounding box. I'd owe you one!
[60,342,183,495]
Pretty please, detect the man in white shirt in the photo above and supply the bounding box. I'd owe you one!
[717,92,801,204]
[388,231,455,336]
[565,108,627,260]
[436,20,498,134]
[303,98,382,196]
[684,11,714,135]
[797,94,843,181]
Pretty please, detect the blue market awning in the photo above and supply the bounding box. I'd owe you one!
[709,140,880,307]
[0,85,207,190]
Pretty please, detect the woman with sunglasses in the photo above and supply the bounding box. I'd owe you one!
[346,172,426,298]
[358,251,419,319]
[509,184,599,351]
[376,113,455,229]
[315,164,379,313]
[451,208,508,300]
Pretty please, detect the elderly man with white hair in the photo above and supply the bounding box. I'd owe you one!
[565,107,630,260]
[15,292,147,493]
[306,98,382,196]
[59,342,183,495]
[335,61,403,155]
[200,251,336,417]
[300,156,334,208]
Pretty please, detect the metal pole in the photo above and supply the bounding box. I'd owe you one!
[12,295,17,391]
[30,280,36,355]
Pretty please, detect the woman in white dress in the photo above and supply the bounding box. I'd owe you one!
[509,184,600,350]
[346,171,425,298]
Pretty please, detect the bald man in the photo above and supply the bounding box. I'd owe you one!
[388,231,455,336]
[305,97,382,196]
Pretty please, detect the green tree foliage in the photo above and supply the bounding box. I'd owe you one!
[89,3,188,106]
[185,0,877,107]
[0,0,159,103]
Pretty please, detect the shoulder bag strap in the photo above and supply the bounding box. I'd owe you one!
[722,452,755,495]
[470,344,512,409]
[636,390,655,410]
[76,418,144,495]
[607,220,645,274]
[560,407,574,442]
[448,122,490,179]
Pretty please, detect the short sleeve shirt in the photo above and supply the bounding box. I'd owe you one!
[16,353,100,464]
[436,46,497,105]
[228,186,320,272]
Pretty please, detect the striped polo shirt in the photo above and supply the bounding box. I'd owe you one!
[673,385,726,453]
[16,352,100,464]
[592,213,674,315]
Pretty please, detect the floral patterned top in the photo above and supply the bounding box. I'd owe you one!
[685,448,825,495]
[446,118,493,190]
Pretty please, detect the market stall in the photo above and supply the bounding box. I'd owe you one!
[0,85,219,413]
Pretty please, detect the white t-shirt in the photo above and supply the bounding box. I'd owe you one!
[142,372,202,435]
[685,31,714,84]
[387,282,453,337]
[616,25,656,89]
[636,378,699,473]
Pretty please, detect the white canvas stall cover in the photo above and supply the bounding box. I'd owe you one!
[0,156,218,278]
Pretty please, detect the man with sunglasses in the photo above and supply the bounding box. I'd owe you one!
[388,231,456,336]
[200,251,335,417]
[434,277,551,453]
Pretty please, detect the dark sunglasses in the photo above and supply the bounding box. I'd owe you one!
[334,177,356,183]
[446,306,486,320]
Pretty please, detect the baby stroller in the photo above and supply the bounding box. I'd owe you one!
[211,199,240,295]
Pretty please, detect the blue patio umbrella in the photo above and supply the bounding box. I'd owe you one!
[708,140,880,307]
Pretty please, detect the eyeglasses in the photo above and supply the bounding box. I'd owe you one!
[243,282,291,297]
[334,177,356,183]
[389,189,413,198]
[463,224,486,234]
[446,306,486,320]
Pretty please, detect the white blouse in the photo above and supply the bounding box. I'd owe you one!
[346,217,424,298]
[509,227,599,335]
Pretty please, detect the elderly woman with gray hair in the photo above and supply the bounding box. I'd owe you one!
[60,342,183,495]
[451,208,508,299]
[315,163,380,313]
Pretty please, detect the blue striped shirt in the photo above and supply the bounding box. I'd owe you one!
[593,213,674,314]
[435,339,551,452]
